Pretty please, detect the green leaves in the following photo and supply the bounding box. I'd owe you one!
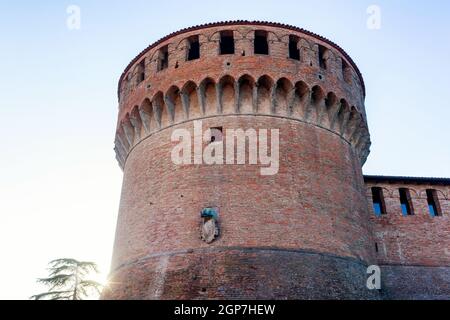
[31,258,103,300]
[30,290,73,301]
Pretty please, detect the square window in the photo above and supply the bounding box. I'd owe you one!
[210,127,223,143]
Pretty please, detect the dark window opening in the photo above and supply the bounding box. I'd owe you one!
[399,188,414,216]
[426,189,442,217]
[210,127,223,143]
[158,45,169,71]
[220,31,235,55]
[289,35,300,60]
[372,187,386,216]
[254,31,269,55]
[375,243,379,253]
[187,36,200,61]
[137,59,145,84]
[342,59,351,83]
[318,45,328,69]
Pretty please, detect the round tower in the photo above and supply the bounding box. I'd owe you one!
[104,21,376,299]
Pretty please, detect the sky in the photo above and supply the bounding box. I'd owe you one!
[0,1,449,299]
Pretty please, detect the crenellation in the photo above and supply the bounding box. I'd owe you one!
[105,21,449,301]
[117,22,365,113]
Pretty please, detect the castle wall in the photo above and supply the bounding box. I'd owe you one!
[365,180,450,299]
[105,114,377,299]
[104,21,450,300]
[117,22,366,117]
[105,22,376,300]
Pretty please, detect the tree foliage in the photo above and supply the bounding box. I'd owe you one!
[31,258,102,300]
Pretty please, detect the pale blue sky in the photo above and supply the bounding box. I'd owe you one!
[0,1,449,299]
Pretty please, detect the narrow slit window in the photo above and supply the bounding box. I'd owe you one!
[137,59,145,84]
[318,45,328,69]
[371,187,386,216]
[210,127,223,143]
[220,31,235,55]
[254,30,269,55]
[399,188,414,216]
[158,45,169,71]
[289,35,300,60]
[187,35,200,61]
[426,189,442,217]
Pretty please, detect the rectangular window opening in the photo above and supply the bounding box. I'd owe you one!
[220,31,235,55]
[371,187,386,216]
[289,35,300,61]
[210,127,223,143]
[399,188,414,216]
[138,59,145,83]
[254,30,269,55]
[426,189,442,217]
[318,45,327,69]
[158,46,169,71]
[187,35,200,61]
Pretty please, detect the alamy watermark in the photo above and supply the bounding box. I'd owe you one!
[367,5,382,30]
[367,265,381,290]
[66,5,81,30]
[171,121,280,176]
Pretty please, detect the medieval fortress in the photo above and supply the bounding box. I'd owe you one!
[104,21,449,300]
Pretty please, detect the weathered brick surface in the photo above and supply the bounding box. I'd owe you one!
[366,181,450,267]
[379,265,450,300]
[103,248,380,300]
[107,115,376,299]
[365,181,450,298]
[106,21,449,300]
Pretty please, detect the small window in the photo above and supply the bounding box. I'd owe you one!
[254,30,269,55]
[399,188,414,216]
[220,31,235,55]
[187,35,200,61]
[342,59,351,83]
[158,45,169,71]
[137,59,145,84]
[372,187,386,216]
[318,45,328,69]
[210,127,223,143]
[122,74,129,91]
[426,189,442,217]
[289,35,300,61]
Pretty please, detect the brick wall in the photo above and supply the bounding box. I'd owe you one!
[365,179,450,298]
[105,115,376,299]
[105,22,449,301]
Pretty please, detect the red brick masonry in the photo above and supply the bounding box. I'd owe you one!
[103,22,449,300]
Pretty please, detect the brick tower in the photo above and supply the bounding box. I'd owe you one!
[104,21,377,299]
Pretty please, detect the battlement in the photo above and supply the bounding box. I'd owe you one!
[364,176,450,266]
[114,22,370,169]
[106,21,450,301]
[117,21,366,101]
